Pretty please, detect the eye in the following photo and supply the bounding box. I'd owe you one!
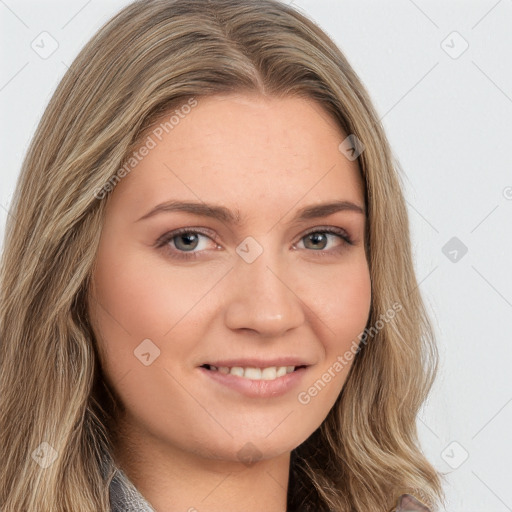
[294,227,354,254]
[155,226,354,261]
[155,227,219,260]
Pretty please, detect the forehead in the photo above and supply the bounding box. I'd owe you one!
[110,93,365,219]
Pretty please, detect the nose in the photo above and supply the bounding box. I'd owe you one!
[223,249,305,337]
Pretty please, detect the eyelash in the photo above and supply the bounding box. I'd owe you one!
[155,226,354,261]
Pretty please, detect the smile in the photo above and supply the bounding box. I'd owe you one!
[200,364,307,381]
[198,364,310,398]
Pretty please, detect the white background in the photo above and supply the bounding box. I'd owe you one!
[1,1,511,510]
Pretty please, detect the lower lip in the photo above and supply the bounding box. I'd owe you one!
[198,366,309,398]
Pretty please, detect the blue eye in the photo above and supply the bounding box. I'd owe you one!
[155,226,354,261]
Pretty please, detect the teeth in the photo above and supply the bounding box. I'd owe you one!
[244,367,262,380]
[207,365,299,380]
[261,367,277,379]
[230,366,245,377]
[276,366,288,377]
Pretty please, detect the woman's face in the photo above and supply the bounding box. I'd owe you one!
[89,93,371,466]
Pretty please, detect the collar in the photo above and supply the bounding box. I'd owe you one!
[109,467,156,512]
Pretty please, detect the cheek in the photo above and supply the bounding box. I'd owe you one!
[331,265,371,337]
[89,243,180,380]
[91,245,204,338]
[305,258,372,342]
[303,259,371,392]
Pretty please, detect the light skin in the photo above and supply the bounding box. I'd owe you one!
[88,93,371,512]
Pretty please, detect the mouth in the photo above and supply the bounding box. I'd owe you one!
[200,363,308,381]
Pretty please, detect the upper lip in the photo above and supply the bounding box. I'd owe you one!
[199,357,311,368]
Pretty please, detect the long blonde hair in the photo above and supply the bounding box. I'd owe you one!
[0,0,445,510]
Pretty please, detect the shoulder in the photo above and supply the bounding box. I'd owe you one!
[393,493,433,512]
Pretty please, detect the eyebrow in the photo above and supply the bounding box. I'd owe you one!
[136,199,366,224]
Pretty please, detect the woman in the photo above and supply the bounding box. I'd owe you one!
[0,0,445,510]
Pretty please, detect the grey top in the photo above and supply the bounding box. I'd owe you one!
[109,467,156,512]
[108,466,432,512]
